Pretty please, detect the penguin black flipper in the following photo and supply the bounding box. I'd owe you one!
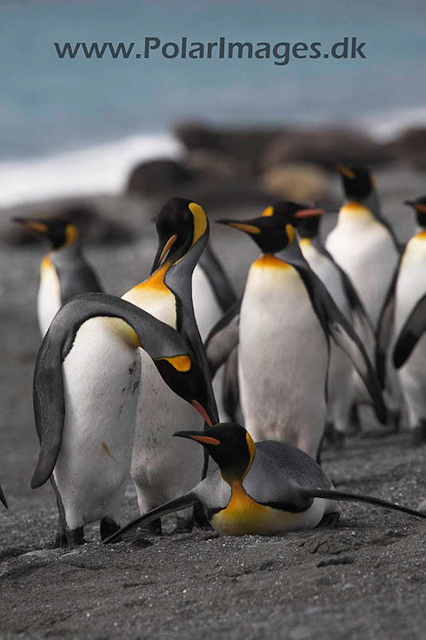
[376,255,403,385]
[298,487,426,520]
[204,300,241,378]
[103,492,199,544]
[198,244,237,313]
[222,346,240,421]
[32,292,213,489]
[293,263,386,423]
[0,482,8,508]
[393,293,426,369]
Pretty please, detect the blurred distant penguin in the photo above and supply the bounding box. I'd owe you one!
[206,203,385,460]
[326,166,401,426]
[378,197,426,445]
[105,423,426,543]
[122,198,219,531]
[31,292,215,547]
[13,217,102,336]
[297,213,376,442]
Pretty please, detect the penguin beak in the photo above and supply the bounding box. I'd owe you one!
[13,217,49,234]
[295,208,324,219]
[191,400,213,427]
[336,164,356,180]
[173,431,221,446]
[151,234,178,273]
[217,219,261,235]
[404,200,415,207]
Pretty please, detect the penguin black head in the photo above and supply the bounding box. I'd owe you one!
[151,198,208,274]
[217,202,324,254]
[174,422,255,482]
[154,355,214,427]
[336,164,375,201]
[13,217,78,249]
[404,195,426,228]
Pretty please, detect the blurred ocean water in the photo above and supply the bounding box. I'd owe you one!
[1,0,425,205]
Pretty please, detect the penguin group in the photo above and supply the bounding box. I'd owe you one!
[5,165,426,545]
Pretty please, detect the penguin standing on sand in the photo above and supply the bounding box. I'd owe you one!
[122,199,219,531]
[378,197,426,445]
[13,217,102,336]
[297,213,376,442]
[105,423,426,542]
[205,203,385,460]
[325,166,401,426]
[31,291,216,547]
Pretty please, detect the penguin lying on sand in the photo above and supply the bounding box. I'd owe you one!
[205,202,385,460]
[13,217,102,336]
[105,423,426,542]
[31,292,216,547]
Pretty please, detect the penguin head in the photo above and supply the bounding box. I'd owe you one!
[174,422,256,482]
[154,355,214,427]
[13,217,78,249]
[404,196,426,228]
[336,164,375,201]
[151,198,208,274]
[217,202,323,254]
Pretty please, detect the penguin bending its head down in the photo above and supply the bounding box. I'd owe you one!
[205,202,385,460]
[31,292,216,547]
[105,423,426,542]
[121,198,219,532]
[13,217,103,336]
[378,197,426,445]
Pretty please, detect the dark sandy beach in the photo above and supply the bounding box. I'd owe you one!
[1,165,426,639]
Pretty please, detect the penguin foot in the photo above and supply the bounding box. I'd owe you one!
[100,518,120,542]
[67,527,86,547]
[193,502,212,530]
[317,512,340,528]
[53,531,67,549]
[323,423,346,450]
[347,405,362,436]
[137,517,162,536]
[387,410,401,434]
[173,516,194,534]
[411,422,426,447]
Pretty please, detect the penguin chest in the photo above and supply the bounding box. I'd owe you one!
[122,271,177,329]
[395,234,426,335]
[37,255,61,336]
[211,481,324,536]
[192,265,222,340]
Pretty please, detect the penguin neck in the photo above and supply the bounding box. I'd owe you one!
[220,449,256,487]
[275,237,305,263]
[415,211,426,230]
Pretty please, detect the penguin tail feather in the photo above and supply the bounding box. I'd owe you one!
[103,492,200,544]
[301,488,426,520]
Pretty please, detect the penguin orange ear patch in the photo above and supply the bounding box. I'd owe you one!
[188,202,208,247]
[156,355,191,372]
[262,206,274,217]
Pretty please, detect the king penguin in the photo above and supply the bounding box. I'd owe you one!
[31,290,216,547]
[378,196,426,445]
[205,202,385,460]
[325,165,401,428]
[297,212,376,442]
[121,198,219,532]
[105,423,426,542]
[13,217,103,336]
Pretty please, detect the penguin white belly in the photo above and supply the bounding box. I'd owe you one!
[193,264,228,421]
[54,317,141,530]
[239,256,328,458]
[37,256,62,337]
[299,240,354,433]
[326,207,399,327]
[123,280,204,519]
[394,234,426,425]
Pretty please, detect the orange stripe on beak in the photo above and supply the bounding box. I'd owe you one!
[158,234,178,266]
[336,164,356,180]
[191,400,213,426]
[187,434,221,446]
[295,208,324,218]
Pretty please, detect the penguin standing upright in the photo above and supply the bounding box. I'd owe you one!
[297,213,376,441]
[31,291,216,547]
[105,423,426,543]
[325,166,401,425]
[206,203,385,460]
[122,199,219,530]
[378,197,426,445]
[13,217,102,336]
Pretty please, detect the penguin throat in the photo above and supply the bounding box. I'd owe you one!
[220,443,256,485]
[416,211,426,229]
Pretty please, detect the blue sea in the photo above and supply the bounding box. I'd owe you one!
[1,0,425,206]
